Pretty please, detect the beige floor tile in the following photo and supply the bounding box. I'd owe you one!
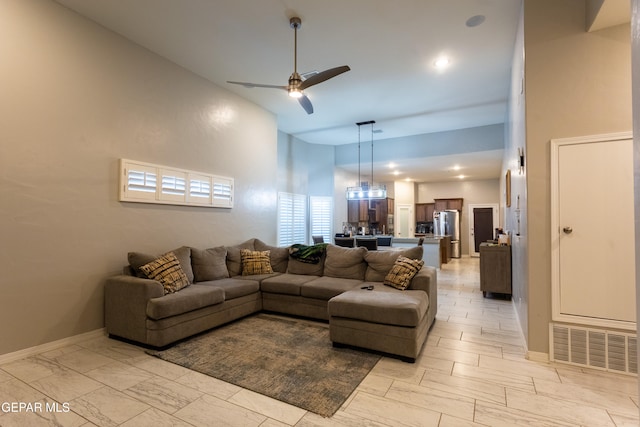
[71,386,149,427]
[419,345,480,367]
[437,337,503,358]
[174,370,242,400]
[355,373,393,396]
[474,399,578,426]
[556,366,639,396]
[132,355,193,381]
[452,362,535,393]
[478,355,560,382]
[123,377,202,414]
[120,407,194,427]
[297,410,391,427]
[29,368,103,402]
[227,389,306,425]
[0,397,88,427]
[533,377,639,417]
[505,388,615,426]
[438,414,487,427]
[85,361,155,391]
[608,411,640,427]
[343,391,441,426]
[0,378,46,403]
[1,355,68,383]
[420,368,506,405]
[46,348,118,373]
[447,315,501,329]
[369,357,425,385]
[173,393,266,427]
[385,380,475,421]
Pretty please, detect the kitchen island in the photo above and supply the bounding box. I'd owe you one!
[392,236,443,268]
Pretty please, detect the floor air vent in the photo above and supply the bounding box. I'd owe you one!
[550,324,637,375]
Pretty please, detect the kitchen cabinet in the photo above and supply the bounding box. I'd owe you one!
[479,243,512,297]
[415,203,435,222]
[369,198,394,233]
[434,198,463,211]
[348,200,370,223]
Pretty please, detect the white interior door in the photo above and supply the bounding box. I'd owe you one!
[551,133,636,330]
[396,204,413,237]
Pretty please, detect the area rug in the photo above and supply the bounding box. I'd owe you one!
[147,313,381,417]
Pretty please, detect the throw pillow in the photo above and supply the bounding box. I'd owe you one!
[384,256,424,290]
[128,246,194,283]
[139,252,190,294]
[364,246,423,282]
[190,246,229,282]
[240,249,274,276]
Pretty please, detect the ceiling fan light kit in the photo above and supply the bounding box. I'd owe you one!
[346,120,387,201]
[227,17,350,114]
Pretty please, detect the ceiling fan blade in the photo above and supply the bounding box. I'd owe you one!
[298,94,313,114]
[298,65,350,90]
[227,81,286,90]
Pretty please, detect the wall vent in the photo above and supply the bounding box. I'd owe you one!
[550,323,637,375]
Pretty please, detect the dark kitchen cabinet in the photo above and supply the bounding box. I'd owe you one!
[415,203,435,222]
[434,198,463,211]
[348,200,370,222]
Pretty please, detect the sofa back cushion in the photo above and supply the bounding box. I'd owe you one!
[225,239,256,276]
[364,246,423,282]
[287,252,325,276]
[191,246,229,282]
[254,239,289,273]
[324,245,367,280]
[128,246,194,284]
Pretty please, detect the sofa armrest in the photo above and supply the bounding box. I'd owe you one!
[408,266,437,310]
[104,275,164,343]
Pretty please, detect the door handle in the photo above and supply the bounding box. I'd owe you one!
[562,227,573,234]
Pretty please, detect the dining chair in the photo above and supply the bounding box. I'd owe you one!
[356,238,378,251]
[312,235,324,244]
[334,237,355,248]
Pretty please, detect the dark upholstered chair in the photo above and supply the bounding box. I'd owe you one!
[334,237,355,248]
[377,236,392,247]
[356,238,378,250]
[312,235,324,244]
[418,237,425,246]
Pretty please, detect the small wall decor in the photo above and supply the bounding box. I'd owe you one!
[505,169,511,207]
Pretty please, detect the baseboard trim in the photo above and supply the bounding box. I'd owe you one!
[0,328,106,364]
[527,351,549,363]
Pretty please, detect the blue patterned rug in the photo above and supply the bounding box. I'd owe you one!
[147,313,380,417]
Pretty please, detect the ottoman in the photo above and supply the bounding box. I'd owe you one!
[327,286,432,362]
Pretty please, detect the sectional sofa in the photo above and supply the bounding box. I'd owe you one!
[105,238,437,361]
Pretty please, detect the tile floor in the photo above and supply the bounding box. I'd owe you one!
[1,257,638,426]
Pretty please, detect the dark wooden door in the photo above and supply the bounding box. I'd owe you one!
[473,207,494,252]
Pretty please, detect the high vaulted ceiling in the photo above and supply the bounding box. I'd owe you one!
[51,1,628,183]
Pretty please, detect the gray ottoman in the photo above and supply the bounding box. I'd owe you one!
[327,286,432,362]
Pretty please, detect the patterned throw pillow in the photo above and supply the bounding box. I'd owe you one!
[139,252,190,295]
[383,256,424,290]
[241,249,274,276]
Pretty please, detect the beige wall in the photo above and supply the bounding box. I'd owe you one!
[417,179,500,255]
[0,0,278,355]
[524,0,632,353]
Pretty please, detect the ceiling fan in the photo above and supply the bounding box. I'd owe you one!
[227,17,350,115]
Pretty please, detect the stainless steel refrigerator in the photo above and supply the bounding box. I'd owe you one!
[433,209,461,258]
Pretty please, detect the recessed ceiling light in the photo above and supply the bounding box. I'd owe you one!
[393,171,400,176]
[458,175,466,180]
[388,162,397,169]
[434,57,450,69]
[452,165,461,171]
[466,15,486,28]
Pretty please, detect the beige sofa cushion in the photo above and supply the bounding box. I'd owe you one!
[328,288,428,327]
[191,246,229,282]
[287,254,325,276]
[323,245,367,280]
[301,276,363,300]
[146,284,225,320]
[364,246,423,282]
[225,239,256,276]
[254,239,289,273]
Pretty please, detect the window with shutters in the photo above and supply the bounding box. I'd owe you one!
[277,192,307,247]
[310,196,333,244]
[120,159,233,208]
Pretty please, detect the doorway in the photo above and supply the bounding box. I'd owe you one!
[396,204,413,237]
[468,204,499,257]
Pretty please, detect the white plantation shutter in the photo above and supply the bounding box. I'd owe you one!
[160,168,187,202]
[119,159,233,209]
[278,192,307,247]
[122,162,157,201]
[212,176,234,208]
[310,196,333,243]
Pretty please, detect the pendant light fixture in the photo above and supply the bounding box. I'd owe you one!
[346,120,387,200]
